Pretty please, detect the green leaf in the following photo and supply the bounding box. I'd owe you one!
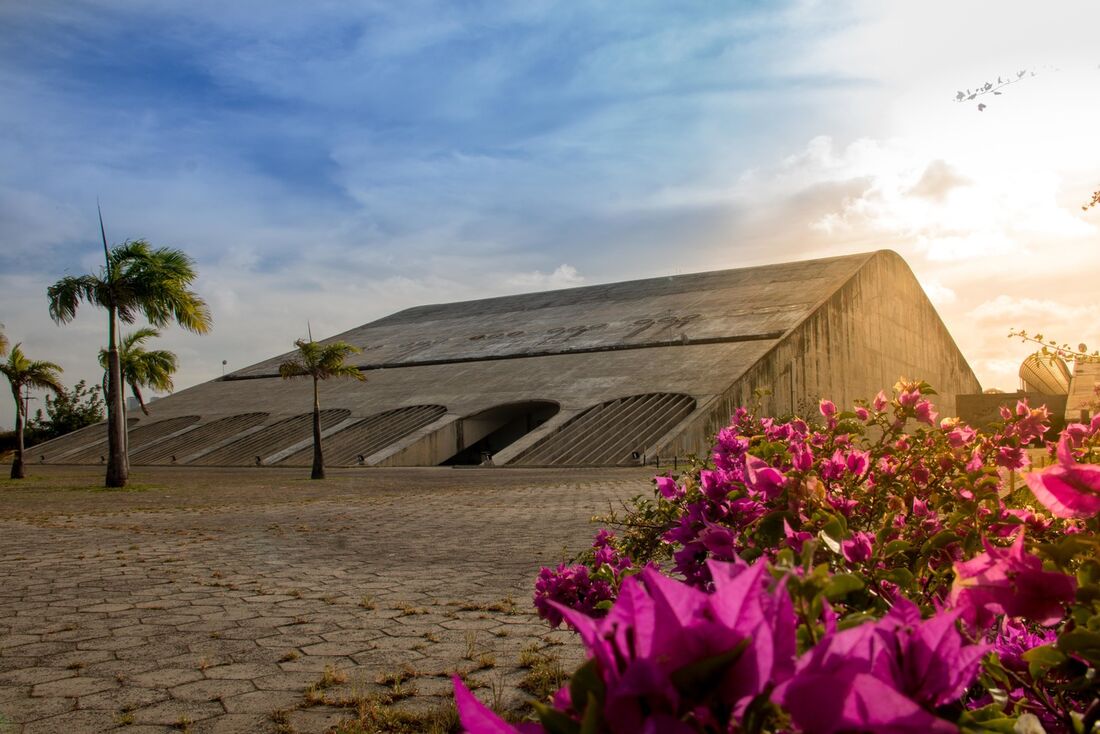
[882,540,912,557]
[533,701,580,734]
[921,530,961,554]
[569,660,604,715]
[837,612,876,630]
[578,693,602,734]
[956,702,1021,733]
[822,514,847,541]
[1022,644,1067,679]
[594,600,613,611]
[670,639,750,696]
[824,573,865,601]
[882,567,915,587]
[1057,629,1100,666]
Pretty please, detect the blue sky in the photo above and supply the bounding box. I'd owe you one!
[2,1,1099,429]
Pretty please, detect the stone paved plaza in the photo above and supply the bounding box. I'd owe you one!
[0,465,649,733]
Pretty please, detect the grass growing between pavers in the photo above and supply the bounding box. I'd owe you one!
[0,464,648,733]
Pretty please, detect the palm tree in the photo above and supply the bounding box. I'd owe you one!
[1,344,64,479]
[98,328,178,416]
[0,323,9,357]
[47,216,211,488]
[279,337,364,479]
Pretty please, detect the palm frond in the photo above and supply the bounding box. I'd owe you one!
[278,359,310,380]
[1,344,64,398]
[278,339,363,381]
[47,274,106,324]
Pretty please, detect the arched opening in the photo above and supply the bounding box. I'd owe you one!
[442,401,560,465]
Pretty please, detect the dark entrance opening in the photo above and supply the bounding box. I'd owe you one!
[443,401,560,465]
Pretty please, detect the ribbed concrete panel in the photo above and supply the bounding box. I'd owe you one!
[277,405,447,467]
[33,420,130,463]
[512,393,696,466]
[61,416,200,464]
[188,410,350,466]
[131,413,270,465]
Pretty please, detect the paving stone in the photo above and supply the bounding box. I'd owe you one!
[219,688,302,713]
[77,685,170,711]
[0,694,73,723]
[21,708,118,733]
[130,668,205,688]
[0,466,644,734]
[30,676,116,698]
[191,712,270,733]
[202,663,279,680]
[130,699,225,726]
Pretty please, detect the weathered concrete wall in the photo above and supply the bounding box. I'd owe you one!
[662,251,982,457]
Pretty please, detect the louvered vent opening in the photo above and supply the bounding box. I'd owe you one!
[34,419,137,463]
[131,413,270,465]
[188,410,350,466]
[512,393,695,466]
[61,416,199,464]
[278,405,447,466]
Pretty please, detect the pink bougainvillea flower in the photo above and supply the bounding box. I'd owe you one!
[775,598,984,734]
[913,400,938,426]
[995,445,1029,470]
[819,399,838,419]
[1023,433,1100,519]
[783,520,813,554]
[655,475,683,500]
[841,531,873,564]
[949,532,1077,628]
[845,449,870,478]
[454,677,544,733]
[545,560,796,732]
[743,456,786,499]
[533,564,614,628]
[872,390,889,411]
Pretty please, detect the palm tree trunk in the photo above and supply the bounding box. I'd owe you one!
[105,304,128,488]
[10,385,24,479]
[311,376,324,480]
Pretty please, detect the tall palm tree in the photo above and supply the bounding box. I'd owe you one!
[98,327,178,416]
[47,216,211,488]
[1,344,64,479]
[0,323,9,357]
[279,337,364,479]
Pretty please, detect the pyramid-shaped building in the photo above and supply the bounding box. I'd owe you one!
[34,250,980,467]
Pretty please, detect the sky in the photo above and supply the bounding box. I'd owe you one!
[1,0,1098,429]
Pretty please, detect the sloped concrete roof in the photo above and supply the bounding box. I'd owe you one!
[33,250,981,467]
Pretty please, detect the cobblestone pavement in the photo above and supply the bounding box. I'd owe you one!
[0,465,651,733]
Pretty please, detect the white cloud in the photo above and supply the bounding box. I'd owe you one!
[503,264,585,290]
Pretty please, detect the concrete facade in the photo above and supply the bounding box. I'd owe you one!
[33,250,981,467]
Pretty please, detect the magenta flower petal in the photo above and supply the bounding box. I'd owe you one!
[453,677,524,733]
[1024,435,1100,518]
[780,671,958,734]
[950,533,1077,627]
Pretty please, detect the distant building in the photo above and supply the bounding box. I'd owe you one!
[34,250,981,467]
[956,352,1095,437]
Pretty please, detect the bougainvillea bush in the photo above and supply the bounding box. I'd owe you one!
[454,381,1100,733]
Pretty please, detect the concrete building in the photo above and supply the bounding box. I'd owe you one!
[32,250,981,468]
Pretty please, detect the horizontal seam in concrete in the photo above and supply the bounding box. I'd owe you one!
[223,331,788,381]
